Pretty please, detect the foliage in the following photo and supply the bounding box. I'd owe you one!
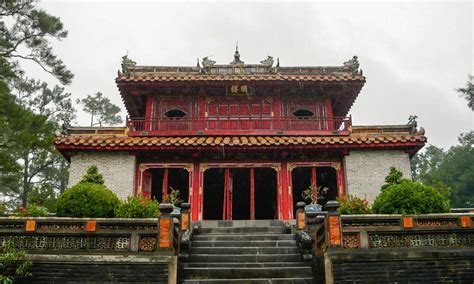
[384,167,405,187]
[115,195,159,218]
[0,0,73,85]
[164,187,183,207]
[0,83,73,207]
[77,92,123,126]
[411,132,473,207]
[301,185,330,204]
[337,195,371,214]
[0,240,32,283]
[79,166,104,185]
[56,182,120,218]
[302,185,316,204]
[456,74,473,111]
[372,179,450,215]
[15,204,48,217]
[0,1,74,210]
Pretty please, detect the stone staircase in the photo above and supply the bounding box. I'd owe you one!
[180,220,314,283]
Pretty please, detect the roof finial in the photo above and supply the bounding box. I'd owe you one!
[231,42,244,64]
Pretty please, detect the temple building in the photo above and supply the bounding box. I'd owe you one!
[54,49,426,221]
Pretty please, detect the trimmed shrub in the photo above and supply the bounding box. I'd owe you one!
[56,182,120,218]
[338,195,371,214]
[115,195,159,218]
[372,180,450,214]
[80,165,105,185]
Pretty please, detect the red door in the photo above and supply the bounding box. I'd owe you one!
[142,171,152,199]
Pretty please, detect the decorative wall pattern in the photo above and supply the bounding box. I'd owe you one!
[342,233,360,249]
[0,235,130,251]
[369,233,474,248]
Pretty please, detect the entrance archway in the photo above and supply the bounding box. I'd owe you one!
[202,167,278,220]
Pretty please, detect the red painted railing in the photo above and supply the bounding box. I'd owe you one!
[126,116,352,136]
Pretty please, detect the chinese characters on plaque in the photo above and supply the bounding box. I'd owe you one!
[228,84,249,95]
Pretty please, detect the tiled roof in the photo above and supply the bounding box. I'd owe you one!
[54,133,425,150]
[116,74,365,83]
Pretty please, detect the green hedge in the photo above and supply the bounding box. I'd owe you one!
[372,180,450,214]
[56,182,120,218]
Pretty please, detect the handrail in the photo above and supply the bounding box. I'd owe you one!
[126,116,352,135]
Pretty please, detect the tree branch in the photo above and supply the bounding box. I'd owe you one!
[9,54,55,77]
[0,32,45,57]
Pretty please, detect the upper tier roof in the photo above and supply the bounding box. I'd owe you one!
[116,51,365,82]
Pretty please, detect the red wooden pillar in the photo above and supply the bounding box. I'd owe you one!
[198,88,206,131]
[162,168,169,201]
[144,95,153,131]
[311,167,318,203]
[336,164,346,198]
[281,162,290,220]
[191,162,200,221]
[273,88,281,130]
[224,169,232,220]
[325,96,334,131]
[250,168,255,220]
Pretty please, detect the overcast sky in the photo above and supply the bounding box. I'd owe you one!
[31,0,473,148]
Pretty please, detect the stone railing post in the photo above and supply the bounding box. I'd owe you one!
[324,200,342,248]
[180,203,191,232]
[158,203,174,250]
[296,201,306,231]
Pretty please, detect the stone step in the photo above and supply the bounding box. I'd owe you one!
[183,262,311,268]
[183,278,313,284]
[198,220,287,228]
[192,240,297,247]
[190,247,300,255]
[189,254,302,263]
[200,226,285,234]
[193,234,294,241]
[183,267,313,279]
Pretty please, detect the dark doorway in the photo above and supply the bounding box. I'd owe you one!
[150,168,164,202]
[291,167,312,216]
[203,168,225,220]
[168,168,189,203]
[232,168,250,220]
[316,167,337,205]
[149,168,189,204]
[254,168,277,219]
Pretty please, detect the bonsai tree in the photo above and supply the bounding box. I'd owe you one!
[164,187,183,207]
[372,168,450,214]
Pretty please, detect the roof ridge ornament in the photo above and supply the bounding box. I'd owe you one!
[202,56,216,67]
[260,55,274,67]
[231,44,244,65]
[408,115,418,134]
[343,55,360,75]
[121,54,136,75]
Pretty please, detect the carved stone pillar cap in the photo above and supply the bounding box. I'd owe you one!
[324,200,340,213]
[181,203,191,210]
[159,203,174,214]
[296,202,306,209]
